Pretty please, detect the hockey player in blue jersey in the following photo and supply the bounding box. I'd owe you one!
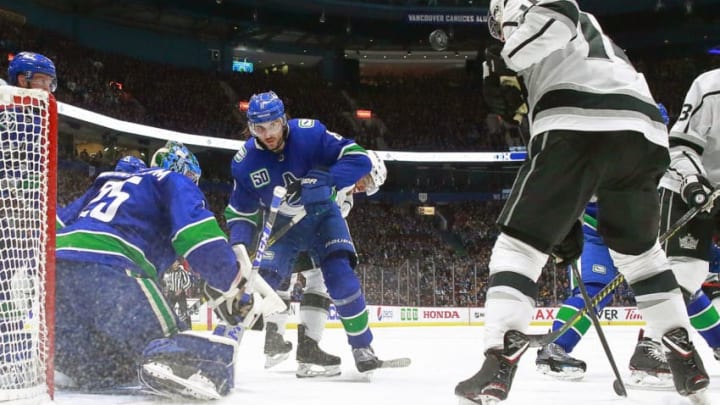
[225,90,395,372]
[261,150,388,377]
[55,141,258,399]
[114,155,147,173]
[0,51,57,388]
[7,51,57,93]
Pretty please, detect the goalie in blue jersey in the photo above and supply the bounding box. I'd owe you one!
[55,141,260,399]
[225,91,402,373]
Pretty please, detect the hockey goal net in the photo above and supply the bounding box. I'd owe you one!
[0,85,57,401]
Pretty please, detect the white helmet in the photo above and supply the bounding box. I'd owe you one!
[488,0,505,41]
[365,150,387,196]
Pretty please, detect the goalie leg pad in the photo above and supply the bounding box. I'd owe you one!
[139,333,236,399]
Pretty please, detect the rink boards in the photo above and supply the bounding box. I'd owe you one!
[185,300,646,331]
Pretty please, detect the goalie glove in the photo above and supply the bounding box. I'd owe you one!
[680,174,715,211]
[201,274,256,327]
[230,243,287,328]
[551,220,583,269]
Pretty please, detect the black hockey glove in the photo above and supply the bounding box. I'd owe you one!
[201,278,253,326]
[680,174,715,210]
[551,220,583,269]
[484,43,514,77]
[482,44,525,124]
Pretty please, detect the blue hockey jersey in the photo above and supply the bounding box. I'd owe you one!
[225,118,371,246]
[56,168,239,291]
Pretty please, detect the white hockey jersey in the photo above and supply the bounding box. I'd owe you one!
[659,68,720,192]
[496,0,667,147]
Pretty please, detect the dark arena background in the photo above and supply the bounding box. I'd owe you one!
[1,0,720,404]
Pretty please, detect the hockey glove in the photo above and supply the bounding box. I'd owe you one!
[551,220,583,269]
[484,43,514,77]
[301,169,335,216]
[680,174,715,211]
[483,44,525,125]
[201,274,254,326]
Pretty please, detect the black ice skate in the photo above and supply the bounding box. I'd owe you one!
[455,330,529,404]
[661,327,710,397]
[628,329,672,389]
[353,346,381,373]
[263,322,292,369]
[535,343,586,380]
[295,324,341,378]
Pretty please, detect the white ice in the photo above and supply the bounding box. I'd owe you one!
[52,325,720,405]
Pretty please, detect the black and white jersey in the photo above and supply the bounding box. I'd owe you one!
[498,0,667,147]
[659,68,720,192]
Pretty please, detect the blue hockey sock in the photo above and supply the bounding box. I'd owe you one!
[687,290,720,349]
[321,253,373,348]
[554,283,612,353]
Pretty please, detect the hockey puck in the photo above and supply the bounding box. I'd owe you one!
[612,379,627,397]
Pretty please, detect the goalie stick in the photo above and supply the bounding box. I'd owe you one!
[528,188,720,348]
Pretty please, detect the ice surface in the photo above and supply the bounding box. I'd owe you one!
[53,325,720,405]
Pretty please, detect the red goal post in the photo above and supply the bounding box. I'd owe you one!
[0,85,57,401]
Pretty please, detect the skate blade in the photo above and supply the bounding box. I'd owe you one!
[264,352,290,369]
[378,357,411,368]
[457,394,500,405]
[142,363,220,400]
[626,371,674,390]
[296,363,342,378]
[689,389,711,405]
[536,364,585,381]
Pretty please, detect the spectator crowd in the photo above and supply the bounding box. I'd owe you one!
[6,19,715,309]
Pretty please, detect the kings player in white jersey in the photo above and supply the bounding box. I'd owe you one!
[454,1,709,404]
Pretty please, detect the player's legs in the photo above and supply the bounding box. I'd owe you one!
[296,266,341,377]
[599,132,708,396]
[57,260,235,399]
[262,281,292,369]
[56,261,180,390]
[457,131,597,403]
[658,188,720,359]
[313,210,379,372]
[536,232,617,380]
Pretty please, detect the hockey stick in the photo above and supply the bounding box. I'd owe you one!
[187,208,306,315]
[569,262,627,397]
[528,188,720,347]
[241,185,287,329]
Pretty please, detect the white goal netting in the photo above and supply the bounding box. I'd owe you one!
[0,86,56,401]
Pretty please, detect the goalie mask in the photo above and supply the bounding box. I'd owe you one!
[8,52,58,93]
[151,141,202,185]
[115,155,147,173]
[363,150,387,196]
[246,91,288,151]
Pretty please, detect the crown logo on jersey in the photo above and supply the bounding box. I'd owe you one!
[679,233,699,250]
